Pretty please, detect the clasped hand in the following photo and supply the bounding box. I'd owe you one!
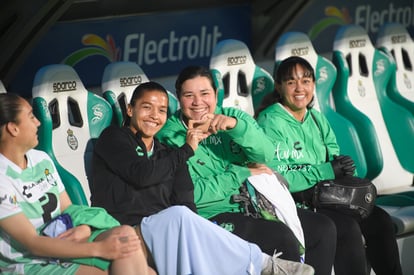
[330,155,356,178]
[189,113,237,134]
[187,114,237,151]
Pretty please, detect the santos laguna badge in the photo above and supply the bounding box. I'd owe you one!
[67,129,78,150]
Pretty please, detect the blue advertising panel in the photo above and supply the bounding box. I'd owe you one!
[11,0,414,97]
[12,5,251,97]
[285,0,414,54]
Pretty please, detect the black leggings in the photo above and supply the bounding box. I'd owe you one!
[211,209,336,275]
[317,206,402,275]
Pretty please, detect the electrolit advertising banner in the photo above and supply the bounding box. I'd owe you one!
[12,0,414,97]
[286,0,414,54]
[12,5,251,96]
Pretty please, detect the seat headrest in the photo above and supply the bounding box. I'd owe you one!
[376,23,414,108]
[32,64,87,99]
[101,61,150,100]
[275,31,318,68]
[210,39,274,115]
[333,25,378,84]
[32,64,113,205]
[210,39,255,69]
[376,23,412,49]
[333,24,374,53]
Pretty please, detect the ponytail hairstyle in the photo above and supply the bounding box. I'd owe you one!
[0,93,24,140]
[255,56,315,118]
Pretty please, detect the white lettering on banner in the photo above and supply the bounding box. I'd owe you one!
[123,26,222,65]
[355,2,414,33]
[53,81,76,93]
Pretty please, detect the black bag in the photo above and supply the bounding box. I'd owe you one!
[295,112,377,220]
[312,176,377,220]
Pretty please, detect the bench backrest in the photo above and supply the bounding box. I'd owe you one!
[101,61,179,126]
[332,24,414,193]
[32,64,112,205]
[209,39,274,116]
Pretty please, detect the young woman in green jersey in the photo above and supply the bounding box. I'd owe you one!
[0,93,155,275]
[157,65,336,275]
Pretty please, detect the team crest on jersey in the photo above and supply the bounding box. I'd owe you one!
[135,145,144,157]
[67,129,78,150]
[229,140,242,154]
[9,194,17,204]
[135,145,144,156]
[44,168,57,186]
[0,193,17,206]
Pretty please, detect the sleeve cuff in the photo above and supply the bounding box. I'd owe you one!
[181,143,195,157]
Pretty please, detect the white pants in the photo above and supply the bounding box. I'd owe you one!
[140,206,263,275]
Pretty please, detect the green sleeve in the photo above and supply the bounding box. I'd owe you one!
[158,110,270,218]
[157,113,187,148]
[191,164,251,207]
[223,108,274,163]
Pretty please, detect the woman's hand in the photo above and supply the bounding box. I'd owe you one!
[97,232,141,260]
[204,113,237,134]
[186,128,208,151]
[330,155,356,178]
[189,116,212,133]
[187,118,212,151]
[57,224,91,242]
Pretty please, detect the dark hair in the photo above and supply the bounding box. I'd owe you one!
[175,65,217,98]
[0,93,24,139]
[123,81,168,126]
[255,56,315,118]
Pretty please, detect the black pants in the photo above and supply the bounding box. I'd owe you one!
[316,206,402,275]
[211,208,336,275]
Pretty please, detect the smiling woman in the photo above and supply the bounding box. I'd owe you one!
[91,80,208,224]
[125,82,170,149]
[0,93,154,275]
[256,56,402,275]
[90,80,315,275]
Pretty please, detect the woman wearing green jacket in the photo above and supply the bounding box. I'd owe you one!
[157,65,336,275]
[256,56,402,275]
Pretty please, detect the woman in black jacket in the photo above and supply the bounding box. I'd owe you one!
[90,81,314,275]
